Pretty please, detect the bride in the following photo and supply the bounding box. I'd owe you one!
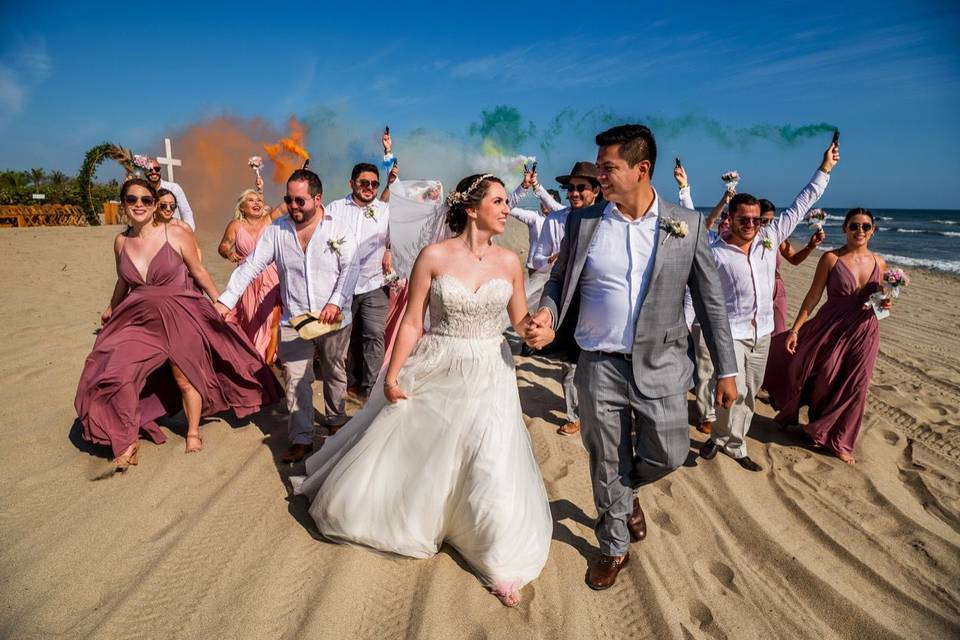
[292,173,552,607]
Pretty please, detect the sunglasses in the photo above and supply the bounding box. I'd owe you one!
[145,167,161,174]
[736,216,763,227]
[355,179,380,189]
[158,202,178,212]
[565,184,592,193]
[847,223,873,232]
[124,194,157,206]
[283,195,311,207]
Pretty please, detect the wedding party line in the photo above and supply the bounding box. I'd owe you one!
[73,122,905,607]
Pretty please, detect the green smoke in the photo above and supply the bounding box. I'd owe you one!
[468,105,536,152]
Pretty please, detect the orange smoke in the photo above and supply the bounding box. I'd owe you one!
[263,116,310,183]
[166,115,279,239]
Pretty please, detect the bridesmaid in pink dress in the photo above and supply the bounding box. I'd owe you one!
[771,208,889,464]
[76,180,282,468]
[218,188,281,363]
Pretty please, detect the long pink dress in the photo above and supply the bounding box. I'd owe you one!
[771,259,881,458]
[762,251,789,402]
[231,223,280,361]
[75,238,282,457]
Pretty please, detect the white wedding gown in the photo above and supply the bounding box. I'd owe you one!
[291,274,552,589]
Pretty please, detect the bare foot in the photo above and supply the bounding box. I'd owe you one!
[185,434,203,454]
[491,581,521,608]
[837,451,856,464]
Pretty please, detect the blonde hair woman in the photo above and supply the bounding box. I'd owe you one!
[217,188,282,362]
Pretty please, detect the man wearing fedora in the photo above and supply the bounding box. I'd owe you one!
[526,125,737,590]
[530,161,603,437]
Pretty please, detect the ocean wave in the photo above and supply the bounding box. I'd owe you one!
[933,219,959,225]
[883,253,960,275]
[883,227,960,237]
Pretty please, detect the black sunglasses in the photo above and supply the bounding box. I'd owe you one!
[847,223,873,232]
[124,194,156,206]
[356,179,380,189]
[145,166,161,174]
[283,195,310,207]
[564,183,592,193]
[158,202,178,212]
[736,216,763,227]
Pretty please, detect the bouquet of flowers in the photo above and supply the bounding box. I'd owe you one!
[806,208,827,231]
[248,156,263,179]
[721,170,740,192]
[133,154,153,176]
[384,271,407,293]
[864,268,910,319]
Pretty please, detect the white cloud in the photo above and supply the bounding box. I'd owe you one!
[0,36,51,119]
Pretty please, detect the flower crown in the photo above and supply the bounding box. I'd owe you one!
[445,173,496,207]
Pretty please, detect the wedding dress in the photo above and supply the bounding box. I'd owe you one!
[292,273,552,589]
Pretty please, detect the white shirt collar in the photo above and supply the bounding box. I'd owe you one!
[604,190,660,223]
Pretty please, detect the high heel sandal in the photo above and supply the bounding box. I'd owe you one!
[112,443,140,469]
[185,434,203,454]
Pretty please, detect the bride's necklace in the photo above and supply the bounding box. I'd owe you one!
[462,236,491,261]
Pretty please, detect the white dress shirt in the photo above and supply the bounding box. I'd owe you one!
[710,170,830,340]
[575,195,662,353]
[219,212,360,326]
[160,179,195,230]
[508,184,565,269]
[328,196,390,295]
[531,207,572,271]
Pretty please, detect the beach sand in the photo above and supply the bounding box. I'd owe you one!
[1,221,958,639]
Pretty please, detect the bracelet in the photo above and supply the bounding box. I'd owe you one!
[678,183,689,190]
[788,329,799,336]
[384,380,398,389]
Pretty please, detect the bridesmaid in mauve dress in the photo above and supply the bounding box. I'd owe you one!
[75,179,282,468]
[771,208,889,464]
[218,188,281,362]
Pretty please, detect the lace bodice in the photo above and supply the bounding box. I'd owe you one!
[428,274,512,339]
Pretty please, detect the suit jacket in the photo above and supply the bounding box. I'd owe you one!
[538,198,737,398]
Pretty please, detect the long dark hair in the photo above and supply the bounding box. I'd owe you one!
[446,174,505,234]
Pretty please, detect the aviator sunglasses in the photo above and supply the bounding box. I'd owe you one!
[564,183,593,193]
[847,222,873,232]
[158,202,178,212]
[355,179,380,189]
[124,194,157,206]
[283,195,312,207]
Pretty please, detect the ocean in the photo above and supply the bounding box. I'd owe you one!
[785,208,960,276]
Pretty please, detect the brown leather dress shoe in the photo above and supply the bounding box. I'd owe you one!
[558,421,581,436]
[586,553,630,590]
[697,420,712,434]
[627,498,647,542]
[281,443,313,463]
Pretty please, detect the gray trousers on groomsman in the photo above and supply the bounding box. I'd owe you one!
[575,351,689,557]
[350,287,389,394]
[691,323,717,424]
[278,324,352,446]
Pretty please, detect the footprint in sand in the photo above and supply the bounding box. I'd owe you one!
[651,510,681,536]
[881,429,901,445]
[708,560,740,595]
[793,456,833,474]
[688,599,725,638]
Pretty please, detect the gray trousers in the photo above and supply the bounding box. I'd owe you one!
[691,323,717,423]
[349,287,389,393]
[575,351,689,556]
[561,362,579,423]
[712,334,771,458]
[278,324,352,445]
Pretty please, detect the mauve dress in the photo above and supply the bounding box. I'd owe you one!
[231,223,280,362]
[75,238,282,457]
[762,251,789,401]
[771,258,881,457]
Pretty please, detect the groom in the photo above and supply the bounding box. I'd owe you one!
[527,124,738,590]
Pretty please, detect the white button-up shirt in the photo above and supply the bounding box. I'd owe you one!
[508,183,565,269]
[711,170,830,340]
[160,179,195,230]
[531,207,572,271]
[328,196,390,295]
[576,194,661,353]
[219,211,360,326]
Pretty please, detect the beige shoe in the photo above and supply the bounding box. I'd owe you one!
[558,421,581,436]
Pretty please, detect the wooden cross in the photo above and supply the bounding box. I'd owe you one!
[156,137,182,182]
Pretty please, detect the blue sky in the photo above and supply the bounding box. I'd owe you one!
[2,0,959,209]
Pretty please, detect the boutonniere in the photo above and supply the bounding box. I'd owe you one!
[327,237,345,256]
[761,237,773,258]
[363,205,376,220]
[660,217,688,245]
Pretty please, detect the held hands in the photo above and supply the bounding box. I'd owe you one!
[524,308,555,350]
[807,228,826,249]
[318,303,343,324]
[714,376,738,409]
[821,141,840,173]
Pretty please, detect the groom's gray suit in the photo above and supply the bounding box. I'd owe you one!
[539,197,736,556]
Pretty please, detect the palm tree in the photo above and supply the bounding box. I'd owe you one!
[29,168,45,190]
[49,170,68,186]
[1,171,28,189]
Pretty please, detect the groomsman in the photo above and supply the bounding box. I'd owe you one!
[699,141,839,471]
[329,163,392,400]
[507,168,566,274]
[529,161,603,437]
[216,169,359,463]
[143,158,196,229]
[528,125,737,590]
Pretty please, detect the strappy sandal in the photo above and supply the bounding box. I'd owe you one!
[113,443,140,469]
[185,434,203,454]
